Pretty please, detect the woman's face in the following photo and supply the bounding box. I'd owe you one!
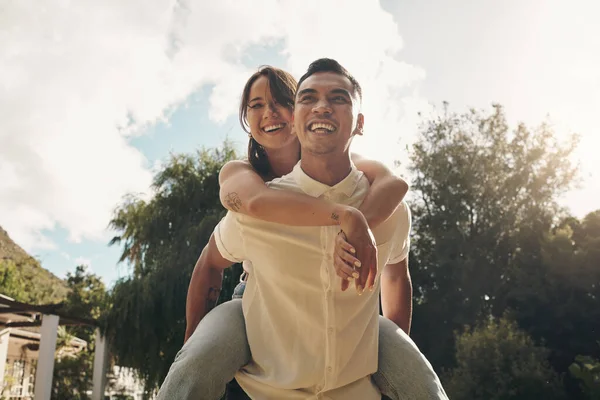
[246,76,296,150]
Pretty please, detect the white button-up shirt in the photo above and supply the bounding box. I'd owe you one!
[214,161,411,400]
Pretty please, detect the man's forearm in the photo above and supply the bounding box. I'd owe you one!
[381,271,413,335]
[184,262,224,343]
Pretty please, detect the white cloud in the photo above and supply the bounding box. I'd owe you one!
[0,0,425,251]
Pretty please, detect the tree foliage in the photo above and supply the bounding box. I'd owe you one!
[104,144,242,391]
[0,227,69,304]
[504,211,600,378]
[0,259,68,304]
[0,260,26,301]
[52,265,109,400]
[408,104,580,368]
[569,346,600,400]
[442,317,566,400]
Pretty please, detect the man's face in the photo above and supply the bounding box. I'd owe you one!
[293,72,364,156]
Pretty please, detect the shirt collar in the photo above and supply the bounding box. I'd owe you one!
[290,161,363,198]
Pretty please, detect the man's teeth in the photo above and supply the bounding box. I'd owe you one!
[309,123,335,132]
[264,124,285,132]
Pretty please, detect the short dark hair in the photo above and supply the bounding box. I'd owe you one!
[297,58,362,103]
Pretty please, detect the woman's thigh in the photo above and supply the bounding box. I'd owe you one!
[373,316,449,400]
[156,299,250,400]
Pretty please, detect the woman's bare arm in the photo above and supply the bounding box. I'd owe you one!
[218,160,352,227]
[352,154,409,229]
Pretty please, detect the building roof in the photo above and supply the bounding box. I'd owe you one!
[0,294,97,329]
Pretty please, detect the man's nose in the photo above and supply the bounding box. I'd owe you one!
[312,99,332,114]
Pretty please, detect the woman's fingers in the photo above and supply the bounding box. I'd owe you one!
[335,231,356,255]
[334,244,361,270]
[334,228,379,295]
[334,254,356,281]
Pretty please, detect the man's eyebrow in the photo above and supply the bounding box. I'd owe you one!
[297,88,318,97]
[331,88,352,98]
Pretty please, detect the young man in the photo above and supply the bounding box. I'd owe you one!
[158,59,447,399]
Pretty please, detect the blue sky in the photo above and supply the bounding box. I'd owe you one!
[2,0,599,287]
[32,89,245,284]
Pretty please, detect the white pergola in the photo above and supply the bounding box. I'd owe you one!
[0,295,109,400]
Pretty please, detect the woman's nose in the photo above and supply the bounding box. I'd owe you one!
[263,103,279,118]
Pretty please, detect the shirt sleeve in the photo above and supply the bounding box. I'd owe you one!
[213,212,246,263]
[387,202,412,264]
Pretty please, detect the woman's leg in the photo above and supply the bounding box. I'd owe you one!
[156,299,250,400]
[373,316,449,400]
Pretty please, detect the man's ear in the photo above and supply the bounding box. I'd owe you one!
[353,113,365,136]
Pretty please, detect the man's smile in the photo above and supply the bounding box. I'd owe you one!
[307,121,337,135]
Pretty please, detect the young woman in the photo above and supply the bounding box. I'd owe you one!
[157,66,447,400]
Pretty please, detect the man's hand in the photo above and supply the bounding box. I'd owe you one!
[334,208,378,294]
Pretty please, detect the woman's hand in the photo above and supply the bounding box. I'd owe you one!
[334,208,378,294]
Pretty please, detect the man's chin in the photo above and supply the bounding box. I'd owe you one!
[301,144,337,156]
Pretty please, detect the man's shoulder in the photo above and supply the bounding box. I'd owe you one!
[372,200,411,246]
[389,201,411,231]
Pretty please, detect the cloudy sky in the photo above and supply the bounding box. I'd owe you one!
[1,0,598,286]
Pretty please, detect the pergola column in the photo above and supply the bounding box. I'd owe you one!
[92,329,109,400]
[0,329,10,390]
[34,314,59,400]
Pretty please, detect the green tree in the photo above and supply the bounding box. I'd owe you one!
[0,227,69,304]
[442,317,566,400]
[407,104,579,369]
[570,346,600,400]
[104,144,241,391]
[51,265,109,400]
[0,260,26,301]
[0,259,68,304]
[61,265,108,343]
[504,211,600,397]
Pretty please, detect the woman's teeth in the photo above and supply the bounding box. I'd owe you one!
[264,124,285,132]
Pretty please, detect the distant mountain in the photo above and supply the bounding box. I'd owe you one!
[0,226,69,304]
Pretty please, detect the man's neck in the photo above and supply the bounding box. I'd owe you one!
[300,151,352,186]
[263,140,301,179]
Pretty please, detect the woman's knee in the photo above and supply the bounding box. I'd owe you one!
[376,316,448,399]
[378,316,419,353]
[183,300,250,365]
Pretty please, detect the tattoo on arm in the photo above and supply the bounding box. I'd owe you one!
[225,192,242,212]
[331,212,340,223]
[205,286,221,314]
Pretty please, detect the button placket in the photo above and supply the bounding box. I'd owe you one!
[321,225,333,391]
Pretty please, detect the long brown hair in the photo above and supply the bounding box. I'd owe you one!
[239,66,297,177]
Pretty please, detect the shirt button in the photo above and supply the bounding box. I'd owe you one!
[327,327,334,334]
[327,366,333,373]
